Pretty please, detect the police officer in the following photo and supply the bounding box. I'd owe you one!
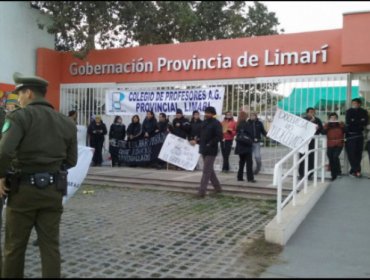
[0,72,78,278]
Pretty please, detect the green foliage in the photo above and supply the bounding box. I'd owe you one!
[31,1,283,57]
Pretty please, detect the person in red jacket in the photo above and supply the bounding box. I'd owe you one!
[221,111,237,172]
[323,112,345,181]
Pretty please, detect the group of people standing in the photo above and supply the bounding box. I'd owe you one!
[86,108,269,185]
[299,98,369,181]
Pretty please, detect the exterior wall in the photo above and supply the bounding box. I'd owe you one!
[342,11,370,65]
[0,2,54,84]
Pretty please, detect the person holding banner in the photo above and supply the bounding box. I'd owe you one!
[156,112,169,133]
[142,110,158,138]
[109,116,126,167]
[323,112,345,181]
[189,110,203,144]
[298,107,324,180]
[127,115,142,141]
[221,111,236,173]
[235,111,255,183]
[155,113,169,169]
[192,106,223,198]
[170,109,190,139]
[88,115,108,166]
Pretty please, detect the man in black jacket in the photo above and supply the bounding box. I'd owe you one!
[170,109,190,139]
[191,107,223,198]
[188,110,203,144]
[345,98,369,177]
[298,107,324,180]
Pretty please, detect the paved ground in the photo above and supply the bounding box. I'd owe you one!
[4,185,276,278]
[261,176,370,278]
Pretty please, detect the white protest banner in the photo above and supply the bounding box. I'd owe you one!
[267,108,317,153]
[105,87,224,116]
[158,133,200,171]
[63,145,94,204]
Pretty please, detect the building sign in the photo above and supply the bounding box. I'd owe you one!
[267,108,317,153]
[69,45,329,76]
[105,87,224,115]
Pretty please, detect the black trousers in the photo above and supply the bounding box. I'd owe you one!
[299,139,315,178]
[327,146,343,179]
[238,153,254,181]
[345,134,364,174]
[110,146,120,166]
[221,140,233,171]
[91,139,104,165]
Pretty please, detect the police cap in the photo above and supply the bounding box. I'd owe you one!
[13,72,48,93]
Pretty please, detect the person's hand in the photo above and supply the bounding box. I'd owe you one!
[145,132,149,137]
[155,129,159,133]
[189,140,196,146]
[0,178,9,198]
[176,123,180,127]
[129,135,133,139]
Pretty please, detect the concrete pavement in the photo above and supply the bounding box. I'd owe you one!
[260,176,370,278]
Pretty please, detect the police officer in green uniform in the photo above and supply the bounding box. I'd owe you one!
[0,72,78,278]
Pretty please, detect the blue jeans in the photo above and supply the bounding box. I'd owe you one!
[252,142,262,174]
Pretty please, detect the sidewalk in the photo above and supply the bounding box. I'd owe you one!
[260,176,370,278]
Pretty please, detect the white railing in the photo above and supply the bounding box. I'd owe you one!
[273,135,327,223]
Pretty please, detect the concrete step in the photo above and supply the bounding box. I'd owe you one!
[84,173,290,200]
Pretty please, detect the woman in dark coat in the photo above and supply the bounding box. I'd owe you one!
[235,111,255,182]
[126,115,142,141]
[88,115,108,166]
[109,116,126,167]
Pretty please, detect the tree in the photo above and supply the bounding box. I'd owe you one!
[31,1,283,57]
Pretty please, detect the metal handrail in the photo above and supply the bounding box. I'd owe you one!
[273,135,327,223]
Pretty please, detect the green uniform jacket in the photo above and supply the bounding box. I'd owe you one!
[0,98,78,177]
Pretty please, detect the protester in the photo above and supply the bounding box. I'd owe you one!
[191,106,223,198]
[88,115,107,166]
[109,116,126,167]
[189,110,203,144]
[298,107,324,180]
[5,93,19,112]
[154,113,169,169]
[235,111,255,182]
[155,112,169,133]
[323,112,345,181]
[220,111,236,173]
[68,110,78,124]
[142,110,158,138]
[127,115,142,141]
[345,98,369,178]
[246,112,267,175]
[170,108,190,139]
